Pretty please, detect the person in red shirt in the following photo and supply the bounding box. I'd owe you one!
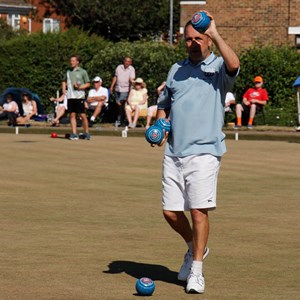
[235,76,268,129]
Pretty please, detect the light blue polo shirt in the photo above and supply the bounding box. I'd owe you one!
[158,52,238,157]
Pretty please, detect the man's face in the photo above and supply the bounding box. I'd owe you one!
[254,82,263,88]
[94,81,102,89]
[185,24,212,64]
[123,58,132,68]
[70,57,79,68]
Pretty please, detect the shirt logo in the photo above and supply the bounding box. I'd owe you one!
[204,67,215,77]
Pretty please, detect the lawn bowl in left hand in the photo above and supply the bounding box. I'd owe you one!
[155,118,171,133]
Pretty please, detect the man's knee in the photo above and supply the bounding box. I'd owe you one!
[236,104,242,112]
[163,210,186,224]
[163,210,178,222]
[190,209,208,223]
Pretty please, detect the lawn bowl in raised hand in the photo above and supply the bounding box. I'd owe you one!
[145,125,164,145]
[135,277,155,296]
[191,11,211,33]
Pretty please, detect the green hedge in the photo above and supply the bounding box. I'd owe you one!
[0,30,299,126]
[234,45,300,126]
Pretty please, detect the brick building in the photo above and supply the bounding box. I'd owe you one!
[180,0,300,50]
[0,0,66,33]
[1,0,300,51]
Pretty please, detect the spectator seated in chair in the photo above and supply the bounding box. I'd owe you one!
[234,76,268,129]
[49,94,68,126]
[86,76,109,123]
[16,92,37,125]
[0,93,19,126]
[224,91,236,126]
[125,77,148,128]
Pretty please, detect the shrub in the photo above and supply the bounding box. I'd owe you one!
[0,31,299,126]
[234,45,300,114]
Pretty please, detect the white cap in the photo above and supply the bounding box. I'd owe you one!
[93,76,102,82]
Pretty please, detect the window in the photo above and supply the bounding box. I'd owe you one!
[43,18,60,33]
[7,14,21,30]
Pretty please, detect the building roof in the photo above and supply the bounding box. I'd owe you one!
[0,0,34,14]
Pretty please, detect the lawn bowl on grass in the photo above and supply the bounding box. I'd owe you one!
[136,277,155,296]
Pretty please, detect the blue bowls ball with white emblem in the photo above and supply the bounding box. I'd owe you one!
[136,277,155,296]
[191,11,211,33]
[145,125,164,145]
[155,118,171,133]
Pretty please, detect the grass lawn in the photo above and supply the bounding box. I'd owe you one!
[0,133,299,299]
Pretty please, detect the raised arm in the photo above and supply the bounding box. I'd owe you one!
[204,11,240,75]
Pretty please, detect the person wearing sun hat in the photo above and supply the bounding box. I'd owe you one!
[125,77,148,128]
[234,75,269,129]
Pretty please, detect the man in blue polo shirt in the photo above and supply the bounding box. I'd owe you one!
[157,11,239,294]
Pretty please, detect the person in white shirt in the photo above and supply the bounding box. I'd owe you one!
[87,76,109,123]
[0,93,19,126]
[224,92,235,112]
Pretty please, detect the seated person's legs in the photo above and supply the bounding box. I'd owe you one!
[0,111,9,121]
[132,105,141,126]
[17,115,31,124]
[89,102,104,122]
[145,105,157,129]
[235,103,249,127]
[51,105,66,126]
[125,104,134,127]
[248,103,258,126]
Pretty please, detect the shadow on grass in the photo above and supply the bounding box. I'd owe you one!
[103,260,185,287]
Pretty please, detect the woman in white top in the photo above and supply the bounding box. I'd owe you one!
[0,93,19,126]
[125,78,148,128]
[17,92,37,124]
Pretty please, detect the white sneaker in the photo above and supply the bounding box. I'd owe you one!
[186,272,205,294]
[177,247,209,281]
[203,247,209,260]
[178,250,193,281]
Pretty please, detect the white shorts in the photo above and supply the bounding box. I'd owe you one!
[147,105,157,117]
[162,154,221,211]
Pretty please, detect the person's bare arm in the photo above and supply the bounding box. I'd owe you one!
[250,99,267,106]
[62,81,67,95]
[110,76,117,93]
[87,95,106,103]
[204,11,240,75]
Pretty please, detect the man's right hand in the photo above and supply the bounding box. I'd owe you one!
[151,130,169,148]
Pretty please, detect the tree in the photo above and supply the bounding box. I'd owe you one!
[0,19,19,40]
[41,0,180,41]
